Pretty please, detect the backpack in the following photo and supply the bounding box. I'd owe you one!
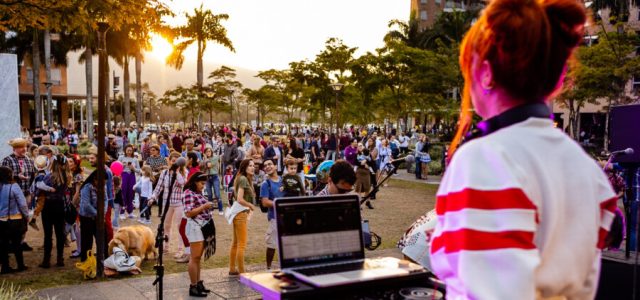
[390,142,399,157]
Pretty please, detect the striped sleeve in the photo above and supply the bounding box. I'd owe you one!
[430,143,540,300]
[596,169,619,249]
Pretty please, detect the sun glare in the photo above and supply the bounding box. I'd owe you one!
[149,34,173,61]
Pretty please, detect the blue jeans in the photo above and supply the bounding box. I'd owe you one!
[206,174,222,211]
[112,203,120,228]
[139,197,150,220]
[415,160,422,179]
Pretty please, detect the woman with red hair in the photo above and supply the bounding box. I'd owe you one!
[429,0,617,298]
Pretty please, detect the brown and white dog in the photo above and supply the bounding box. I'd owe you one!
[108,225,157,260]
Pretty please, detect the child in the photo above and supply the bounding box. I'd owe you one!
[112,176,123,229]
[28,155,55,231]
[280,158,305,197]
[134,166,154,225]
[223,165,234,205]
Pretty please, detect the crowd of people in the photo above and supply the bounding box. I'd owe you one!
[0,122,432,297]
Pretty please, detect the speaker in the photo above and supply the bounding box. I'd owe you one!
[609,104,640,163]
[596,253,640,300]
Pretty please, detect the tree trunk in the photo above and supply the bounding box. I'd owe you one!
[135,53,142,126]
[123,56,130,126]
[32,29,42,128]
[85,48,94,140]
[197,40,204,130]
[44,29,53,127]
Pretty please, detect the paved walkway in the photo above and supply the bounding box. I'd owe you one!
[37,248,403,300]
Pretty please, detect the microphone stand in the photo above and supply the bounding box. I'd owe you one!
[152,170,177,300]
[360,159,405,206]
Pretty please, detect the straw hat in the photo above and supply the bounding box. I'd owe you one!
[8,138,28,148]
[88,145,98,156]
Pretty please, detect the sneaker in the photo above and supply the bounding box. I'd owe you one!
[119,214,126,221]
[175,254,190,263]
[128,213,137,219]
[173,251,183,259]
[143,219,152,225]
[137,218,146,224]
[70,251,80,259]
[218,211,224,216]
[29,218,39,231]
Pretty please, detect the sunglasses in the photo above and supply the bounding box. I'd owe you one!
[336,186,353,194]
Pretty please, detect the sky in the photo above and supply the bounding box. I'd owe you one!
[67,0,409,96]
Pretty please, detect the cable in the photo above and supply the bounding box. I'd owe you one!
[365,231,381,251]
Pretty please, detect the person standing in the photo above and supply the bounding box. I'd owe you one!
[344,139,358,166]
[172,129,184,153]
[228,159,256,275]
[118,145,140,219]
[0,166,29,273]
[2,138,36,252]
[201,147,222,215]
[429,1,616,298]
[183,172,215,297]
[148,154,187,255]
[259,159,283,270]
[263,137,284,176]
[222,135,239,173]
[39,154,71,268]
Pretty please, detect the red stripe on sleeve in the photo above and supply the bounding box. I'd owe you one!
[597,228,608,250]
[600,197,618,214]
[436,188,536,215]
[431,229,536,254]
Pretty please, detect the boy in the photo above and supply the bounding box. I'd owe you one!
[280,158,305,197]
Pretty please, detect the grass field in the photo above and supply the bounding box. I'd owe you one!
[0,178,438,291]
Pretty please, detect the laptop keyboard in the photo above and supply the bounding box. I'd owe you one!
[295,262,365,276]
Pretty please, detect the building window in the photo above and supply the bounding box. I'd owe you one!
[633,75,640,94]
[421,0,427,4]
[421,11,428,21]
[51,68,61,85]
[26,68,33,84]
[435,0,441,4]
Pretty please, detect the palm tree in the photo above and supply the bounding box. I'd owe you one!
[384,12,427,49]
[421,10,477,49]
[166,4,235,128]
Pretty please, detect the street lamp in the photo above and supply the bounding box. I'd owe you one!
[329,82,344,159]
[329,82,344,133]
[112,71,119,131]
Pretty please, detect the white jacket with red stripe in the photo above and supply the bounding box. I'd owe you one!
[430,118,616,300]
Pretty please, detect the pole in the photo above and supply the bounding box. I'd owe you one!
[96,21,110,278]
[80,100,84,136]
[44,29,53,127]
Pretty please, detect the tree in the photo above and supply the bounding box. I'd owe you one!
[384,12,427,49]
[207,66,241,125]
[421,10,477,49]
[159,85,198,125]
[557,31,640,141]
[166,4,235,127]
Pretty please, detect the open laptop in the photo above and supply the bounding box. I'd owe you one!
[274,194,416,287]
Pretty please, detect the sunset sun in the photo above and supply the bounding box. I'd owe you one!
[149,34,173,61]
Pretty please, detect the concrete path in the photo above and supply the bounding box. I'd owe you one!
[37,249,403,300]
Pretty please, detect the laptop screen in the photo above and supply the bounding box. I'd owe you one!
[275,195,364,269]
